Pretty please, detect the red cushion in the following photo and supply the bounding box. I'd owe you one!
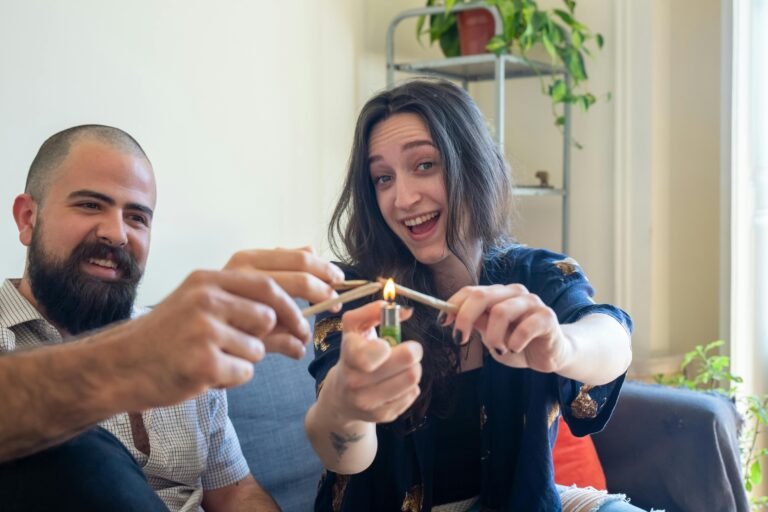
[553,417,607,490]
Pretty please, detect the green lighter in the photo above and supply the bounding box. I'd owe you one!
[379,278,401,347]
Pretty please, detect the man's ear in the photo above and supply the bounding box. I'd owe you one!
[13,194,37,247]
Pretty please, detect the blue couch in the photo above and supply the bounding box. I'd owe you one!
[228,347,321,512]
[228,344,749,512]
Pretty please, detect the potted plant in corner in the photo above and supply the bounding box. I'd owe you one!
[655,340,768,509]
[417,0,605,129]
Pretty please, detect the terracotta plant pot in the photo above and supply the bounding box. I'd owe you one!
[457,9,495,55]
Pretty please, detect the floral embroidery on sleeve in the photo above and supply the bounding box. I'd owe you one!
[570,385,598,419]
[553,257,581,276]
[314,317,343,352]
[402,484,424,512]
[547,403,561,428]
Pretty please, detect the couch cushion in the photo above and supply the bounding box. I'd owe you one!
[553,416,607,490]
[227,343,322,512]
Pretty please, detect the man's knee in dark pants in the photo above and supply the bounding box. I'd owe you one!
[0,427,168,512]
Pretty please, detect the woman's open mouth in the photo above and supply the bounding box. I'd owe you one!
[403,211,440,239]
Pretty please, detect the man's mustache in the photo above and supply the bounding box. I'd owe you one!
[71,241,140,282]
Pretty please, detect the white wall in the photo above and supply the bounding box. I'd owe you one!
[667,0,721,355]
[358,0,445,102]
[615,0,721,369]
[0,0,363,305]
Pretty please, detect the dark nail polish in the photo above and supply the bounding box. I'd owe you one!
[453,329,464,345]
[436,311,447,326]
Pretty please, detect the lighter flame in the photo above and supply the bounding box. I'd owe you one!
[383,278,396,302]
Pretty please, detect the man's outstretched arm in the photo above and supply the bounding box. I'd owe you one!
[0,327,144,462]
[0,247,343,464]
[0,269,302,463]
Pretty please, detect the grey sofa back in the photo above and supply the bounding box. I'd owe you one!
[593,381,749,512]
[227,344,321,512]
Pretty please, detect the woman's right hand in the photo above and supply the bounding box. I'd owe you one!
[306,301,421,473]
[319,301,422,425]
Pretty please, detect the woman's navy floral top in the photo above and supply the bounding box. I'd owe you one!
[309,245,633,512]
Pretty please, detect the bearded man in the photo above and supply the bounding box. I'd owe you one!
[0,125,343,511]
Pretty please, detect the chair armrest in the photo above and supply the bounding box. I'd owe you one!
[592,381,749,512]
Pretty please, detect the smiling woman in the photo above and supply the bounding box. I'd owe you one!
[368,113,449,265]
[305,79,640,512]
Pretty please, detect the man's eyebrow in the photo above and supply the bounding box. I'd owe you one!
[368,140,435,165]
[67,189,154,219]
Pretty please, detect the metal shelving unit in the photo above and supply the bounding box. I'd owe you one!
[385,2,572,252]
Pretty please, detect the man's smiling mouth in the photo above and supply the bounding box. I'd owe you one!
[88,258,118,269]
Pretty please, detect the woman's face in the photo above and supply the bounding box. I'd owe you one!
[368,113,450,266]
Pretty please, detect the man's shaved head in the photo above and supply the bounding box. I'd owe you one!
[25,124,150,203]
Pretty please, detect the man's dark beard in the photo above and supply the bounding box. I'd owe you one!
[28,230,143,335]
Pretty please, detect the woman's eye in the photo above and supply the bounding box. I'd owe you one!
[373,175,392,185]
[416,162,433,171]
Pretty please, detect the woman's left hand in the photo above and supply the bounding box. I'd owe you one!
[445,284,574,373]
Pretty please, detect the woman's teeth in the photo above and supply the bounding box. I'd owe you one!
[404,212,438,227]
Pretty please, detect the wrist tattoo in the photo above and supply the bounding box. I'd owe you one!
[330,431,364,458]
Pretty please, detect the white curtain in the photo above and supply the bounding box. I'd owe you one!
[729,0,768,395]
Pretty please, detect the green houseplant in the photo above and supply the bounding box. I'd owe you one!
[417,0,604,129]
[655,340,768,509]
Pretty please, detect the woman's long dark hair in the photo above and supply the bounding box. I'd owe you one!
[329,79,515,428]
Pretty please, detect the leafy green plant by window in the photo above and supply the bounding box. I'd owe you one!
[655,340,768,510]
[417,0,605,129]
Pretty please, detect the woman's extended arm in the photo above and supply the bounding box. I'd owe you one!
[305,302,422,474]
[447,284,631,385]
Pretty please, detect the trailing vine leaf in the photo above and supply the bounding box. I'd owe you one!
[553,9,575,27]
[705,340,726,351]
[749,461,762,487]
[549,79,567,102]
[417,0,460,57]
[416,0,438,44]
[541,32,556,61]
[572,30,582,49]
[486,36,507,52]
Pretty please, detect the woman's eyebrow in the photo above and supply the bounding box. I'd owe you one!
[368,140,435,164]
[401,140,434,151]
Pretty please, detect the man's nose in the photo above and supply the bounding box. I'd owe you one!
[96,212,128,247]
